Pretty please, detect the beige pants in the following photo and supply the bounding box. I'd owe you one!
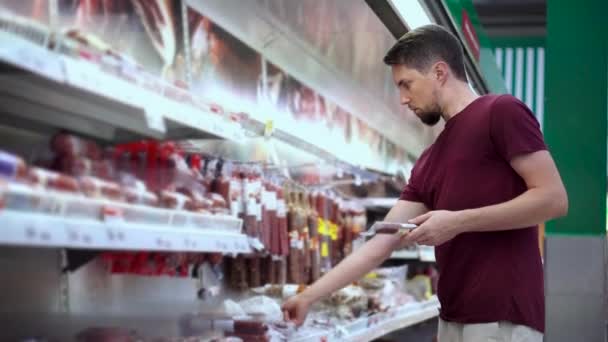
[438,318,543,342]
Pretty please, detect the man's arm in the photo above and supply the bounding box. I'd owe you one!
[282,200,427,325]
[299,200,428,302]
[406,150,568,246]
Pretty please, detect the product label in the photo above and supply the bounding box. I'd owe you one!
[329,223,339,241]
[321,242,329,258]
[317,218,327,236]
[277,199,286,217]
[289,230,299,249]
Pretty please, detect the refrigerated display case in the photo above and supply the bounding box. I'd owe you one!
[0,1,498,341]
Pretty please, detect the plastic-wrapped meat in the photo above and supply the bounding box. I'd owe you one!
[261,203,271,251]
[307,203,321,283]
[0,151,27,181]
[287,207,300,285]
[51,133,102,160]
[266,188,279,255]
[244,198,258,239]
[158,190,193,210]
[277,195,289,257]
[299,193,311,284]
[229,255,248,291]
[57,156,114,179]
[276,257,286,285]
[124,186,158,206]
[79,176,123,200]
[247,256,261,288]
[233,320,268,335]
[208,192,228,210]
[265,256,276,285]
[176,186,211,212]
[28,168,80,193]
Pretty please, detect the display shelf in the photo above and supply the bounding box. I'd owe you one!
[292,297,439,342]
[0,28,245,143]
[0,211,250,254]
[0,183,250,254]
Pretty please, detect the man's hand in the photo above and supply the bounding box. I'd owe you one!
[282,294,313,327]
[404,210,463,246]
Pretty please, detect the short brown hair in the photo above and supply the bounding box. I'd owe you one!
[383,24,467,82]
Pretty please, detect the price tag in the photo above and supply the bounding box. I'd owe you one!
[144,108,167,133]
[321,242,329,257]
[317,218,327,235]
[264,120,274,138]
[329,223,339,241]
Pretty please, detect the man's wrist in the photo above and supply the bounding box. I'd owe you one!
[299,289,318,304]
[455,209,476,234]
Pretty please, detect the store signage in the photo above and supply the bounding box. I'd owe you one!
[461,10,480,61]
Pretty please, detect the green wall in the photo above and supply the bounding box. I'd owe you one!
[544,0,607,235]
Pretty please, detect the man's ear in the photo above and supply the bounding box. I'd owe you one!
[433,61,450,84]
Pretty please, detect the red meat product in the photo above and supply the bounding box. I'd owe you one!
[158,190,193,210]
[276,257,286,285]
[124,186,158,206]
[244,198,258,238]
[277,190,289,257]
[247,256,261,288]
[266,256,276,285]
[28,168,80,193]
[230,255,248,291]
[233,320,268,335]
[176,186,211,212]
[287,206,300,285]
[57,156,114,179]
[307,195,321,283]
[79,176,123,200]
[266,186,279,255]
[51,133,102,160]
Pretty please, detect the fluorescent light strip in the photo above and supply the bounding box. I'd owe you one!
[388,0,433,31]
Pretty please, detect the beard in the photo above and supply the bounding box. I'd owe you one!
[415,90,442,126]
[419,111,442,126]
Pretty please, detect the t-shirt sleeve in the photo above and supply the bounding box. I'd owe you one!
[490,95,547,161]
[399,158,424,203]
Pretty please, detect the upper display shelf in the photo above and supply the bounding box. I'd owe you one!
[0,2,416,174]
[0,17,246,144]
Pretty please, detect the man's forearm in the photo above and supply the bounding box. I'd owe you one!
[458,187,568,233]
[299,234,400,303]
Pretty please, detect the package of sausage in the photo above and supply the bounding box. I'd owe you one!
[28,168,80,193]
[158,190,193,210]
[51,133,102,160]
[247,256,261,288]
[286,192,300,285]
[79,176,123,201]
[276,189,289,257]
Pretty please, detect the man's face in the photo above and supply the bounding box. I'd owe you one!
[391,64,442,126]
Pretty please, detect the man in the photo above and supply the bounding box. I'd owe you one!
[282,24,568,342]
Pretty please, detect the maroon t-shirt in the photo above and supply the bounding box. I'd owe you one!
[400,94,546,333]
